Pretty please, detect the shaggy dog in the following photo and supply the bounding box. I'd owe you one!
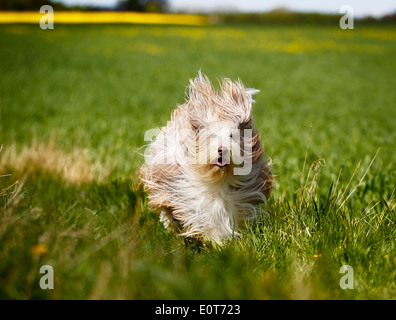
[140,71,272,244]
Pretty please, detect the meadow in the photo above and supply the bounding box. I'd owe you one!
[0,22,395,299]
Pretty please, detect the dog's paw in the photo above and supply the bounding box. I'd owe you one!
[160,210,181,233]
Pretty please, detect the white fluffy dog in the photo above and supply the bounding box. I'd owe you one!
[140,71,272,244]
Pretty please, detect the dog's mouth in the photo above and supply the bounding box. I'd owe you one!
[216,146,229,168]
[216,156,228,167]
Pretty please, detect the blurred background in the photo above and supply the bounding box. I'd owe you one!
[0,0,395,22]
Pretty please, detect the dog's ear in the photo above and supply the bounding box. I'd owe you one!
[188,71,214,102]
[218,78,259,126]
[185,71,216,130]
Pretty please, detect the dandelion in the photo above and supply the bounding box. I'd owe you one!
[32,244,48,257]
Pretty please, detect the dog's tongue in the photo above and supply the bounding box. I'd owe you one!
[217,158,227,167]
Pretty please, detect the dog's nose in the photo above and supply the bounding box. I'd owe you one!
[218,146,227,155]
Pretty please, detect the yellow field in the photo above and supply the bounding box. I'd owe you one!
[0,11,209,25]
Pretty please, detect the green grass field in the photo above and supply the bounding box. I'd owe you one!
[0,23,395,299]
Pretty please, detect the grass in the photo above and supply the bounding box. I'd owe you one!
[0,23,395,299]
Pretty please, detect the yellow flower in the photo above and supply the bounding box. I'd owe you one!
[32,244,48,257]
[313,254,322,258]
[0,12,209,26]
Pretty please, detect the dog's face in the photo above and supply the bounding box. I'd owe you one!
[185,110,256,182]
[173,71,259,181]
[195,115,248,166]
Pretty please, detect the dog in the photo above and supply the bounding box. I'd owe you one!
[139,71,272,244]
